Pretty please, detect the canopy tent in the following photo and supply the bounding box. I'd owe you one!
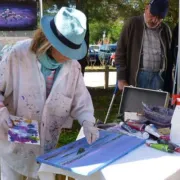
[177,1,180,94]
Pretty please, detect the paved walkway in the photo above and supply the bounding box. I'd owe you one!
[84,71,116,87]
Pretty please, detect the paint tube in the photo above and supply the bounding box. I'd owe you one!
[159,135,170,141]
[126,121,145,131]
[146,143,174,153]
[132,131,149,139]
[157,139,176,150]
[146,139,158,144]
[119,122,149,139]
[157,139,180,153]
[174,147,180,153]
[119,122,137,133]
[149,125,170,140]
[145,125,161,138]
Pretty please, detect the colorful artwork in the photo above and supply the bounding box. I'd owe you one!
[0,0,37,31]
[37,130,145,176]
[8,115,40,145]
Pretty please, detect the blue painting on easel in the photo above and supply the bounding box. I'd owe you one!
[36,131,145,176]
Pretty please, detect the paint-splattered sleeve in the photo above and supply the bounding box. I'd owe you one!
[0,49,14,104]
[70,69,96,126]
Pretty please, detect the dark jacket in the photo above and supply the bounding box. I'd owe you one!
[115,15,172,92]
[171,23,178,64]
[170,23,178,94]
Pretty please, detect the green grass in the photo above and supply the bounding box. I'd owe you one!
[58,87,121,147]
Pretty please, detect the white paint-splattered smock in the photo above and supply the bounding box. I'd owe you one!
[0,39,95,178]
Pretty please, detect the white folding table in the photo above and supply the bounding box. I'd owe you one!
[38,128,180,180]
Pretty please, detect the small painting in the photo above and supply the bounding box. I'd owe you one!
[0,0,37,31]
[8,115,40,145]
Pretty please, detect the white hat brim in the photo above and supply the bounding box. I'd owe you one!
[41,16,87,60]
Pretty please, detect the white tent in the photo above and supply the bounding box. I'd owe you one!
[177,1,180,94]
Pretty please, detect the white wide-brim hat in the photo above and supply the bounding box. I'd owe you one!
[41,7,87,60]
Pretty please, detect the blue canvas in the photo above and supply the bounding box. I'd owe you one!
[36,131,145,176]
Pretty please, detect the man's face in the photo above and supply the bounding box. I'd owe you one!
[144,5,163,28]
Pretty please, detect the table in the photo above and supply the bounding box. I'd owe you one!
[38,128,180,180]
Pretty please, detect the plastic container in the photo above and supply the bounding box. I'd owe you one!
[145,125,161,138]
[170,124,180,145]
[170,105,180,145]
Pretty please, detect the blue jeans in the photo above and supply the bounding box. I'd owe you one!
[137,70,164,90]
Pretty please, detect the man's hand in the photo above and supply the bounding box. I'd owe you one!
[82,121,99,144]
[118,80,129,91]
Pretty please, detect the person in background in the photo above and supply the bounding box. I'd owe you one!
[115,0,172,93]
[171,23,178,95]
[171,23,178,64]
[0,7,99,180]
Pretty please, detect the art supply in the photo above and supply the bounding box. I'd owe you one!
[174,147,180,153]
[116,123,149,140]
[146,139,158,144]
[129,131,149,140]
[126,121,145,131]
[158,127,170,135]
[159,135,170,141]
[158,139,180,153]
[37,130,145,176]
[147,139,180,153]
[139,132,149,139]
[157,139,177,150]
[145,125,161,138]
[96,122,118,129]
[146,143,174,153]
[119,122,137,133]
[107,125,149,139]
[8,115,40,145]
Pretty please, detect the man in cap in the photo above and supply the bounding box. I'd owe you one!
[115,0,172,92]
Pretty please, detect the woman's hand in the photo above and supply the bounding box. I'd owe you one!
[82,120,99,144]
[0,107,13,130]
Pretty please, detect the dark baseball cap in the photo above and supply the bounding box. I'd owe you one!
[149,0,169,18]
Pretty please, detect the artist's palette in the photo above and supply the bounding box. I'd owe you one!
[37,130,145,176]
[8,115,40,145]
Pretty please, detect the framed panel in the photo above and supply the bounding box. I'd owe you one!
[0,0,37,31]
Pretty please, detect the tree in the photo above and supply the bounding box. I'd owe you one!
[89,19,124,44]
[43,0,179,43]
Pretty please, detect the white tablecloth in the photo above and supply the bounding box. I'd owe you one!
[38,128,180,180]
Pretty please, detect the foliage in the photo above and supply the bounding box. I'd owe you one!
[42,0,178,44]
[89,19,123,44]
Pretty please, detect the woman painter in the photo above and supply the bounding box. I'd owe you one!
[0,7,99,180]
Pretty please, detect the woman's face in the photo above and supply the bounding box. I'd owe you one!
[50,47,70,63]
[144,5,163,29]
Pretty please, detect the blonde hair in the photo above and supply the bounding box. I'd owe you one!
[30,28,52,55]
